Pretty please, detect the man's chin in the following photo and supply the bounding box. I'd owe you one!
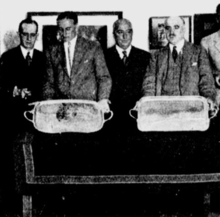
[63,38,70,42]
[120,44,130,50]
[23,45,34,50]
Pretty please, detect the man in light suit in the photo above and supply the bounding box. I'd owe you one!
[105,18,150,135]
[43,11,112,111]
[201,4,220,104]
[142,16,217,111]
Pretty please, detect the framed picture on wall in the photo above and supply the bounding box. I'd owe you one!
[149,16,192,50]
[194,13,218,45]
[27,11,123,52]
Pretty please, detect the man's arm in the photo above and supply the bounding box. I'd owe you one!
[0,53,16,101]
[198,46,217,105]
[142,52,157,96]
[201,36,220,84]
[42,47,56,100]
[94,44,112,101]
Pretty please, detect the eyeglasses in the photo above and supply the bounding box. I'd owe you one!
[20,32,37,38]
[58,27,74,34]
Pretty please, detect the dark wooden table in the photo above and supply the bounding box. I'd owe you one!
[13,112,220,216]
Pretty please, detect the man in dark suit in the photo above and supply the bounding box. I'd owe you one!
[105,18,150,135]
[0,18,45,213]
[43,11,112,111]
[0,18,45,132]
[142,16,217,111]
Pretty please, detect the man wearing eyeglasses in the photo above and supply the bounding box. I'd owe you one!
[0,18,45,133]
[0,18,45,102]
[0,18,46,208]
[43,11,112,112]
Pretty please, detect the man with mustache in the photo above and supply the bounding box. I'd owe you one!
[142,16,217,112]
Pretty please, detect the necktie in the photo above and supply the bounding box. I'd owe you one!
[122,50,127,65]
[26,52,32,66]
[172,46,178,62]
[68,42,72,70]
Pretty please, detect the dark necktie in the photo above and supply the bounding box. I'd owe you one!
[122,50,128,65]
[172,46,178,62]
[26,52,32,66]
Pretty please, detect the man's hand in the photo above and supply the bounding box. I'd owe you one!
[216,75,220,87]
[12,86,31,99]
[21,88,31,99]
[98,99,110,113]
[207,98,219,118]
[12,86,21,97]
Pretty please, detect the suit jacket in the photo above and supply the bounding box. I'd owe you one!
[0,45,46,133]
[201,31,220,75]
[43,36,112,101]
[0,46,45,103]
[106,45,150,111]
[142,41,216,102]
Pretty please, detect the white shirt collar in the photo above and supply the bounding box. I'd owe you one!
[169,39,185,54]
[64,36,77,48]
[116,45,132,59]
[20,45,34,58]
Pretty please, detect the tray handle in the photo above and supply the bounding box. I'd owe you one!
[129,102,139,119]
[23,102,38,123]
[103,110,114,122]
[209,105,219,119]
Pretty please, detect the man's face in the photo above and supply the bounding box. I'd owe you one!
[19,23,38,50]
[114,21,133,50]
[57,18,77,42]
[165,17,185,45]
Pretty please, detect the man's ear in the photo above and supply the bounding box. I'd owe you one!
[182,25,186,35]
[75,25,79,34]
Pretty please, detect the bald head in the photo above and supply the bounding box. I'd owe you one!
[113,18,133,50]
[164,16,185,45]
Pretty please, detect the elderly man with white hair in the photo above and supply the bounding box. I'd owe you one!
[142,16,217,111]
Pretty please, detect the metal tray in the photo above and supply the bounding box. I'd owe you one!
[24,99,113,133]
[129,96,215,132]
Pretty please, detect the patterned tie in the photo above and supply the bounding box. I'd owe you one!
[122,50,127,65]
[26,52,32,66]
[172,46,178,62]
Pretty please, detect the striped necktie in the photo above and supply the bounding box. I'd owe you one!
[122,50,127,65]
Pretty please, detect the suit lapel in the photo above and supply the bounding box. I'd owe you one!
[70,36,87,77]
[126,46,134,66]
[157,46,169,95]
[56,43,68,77]
[214,31,220,53]
[180,41,193,87]
[16,46,26,63]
